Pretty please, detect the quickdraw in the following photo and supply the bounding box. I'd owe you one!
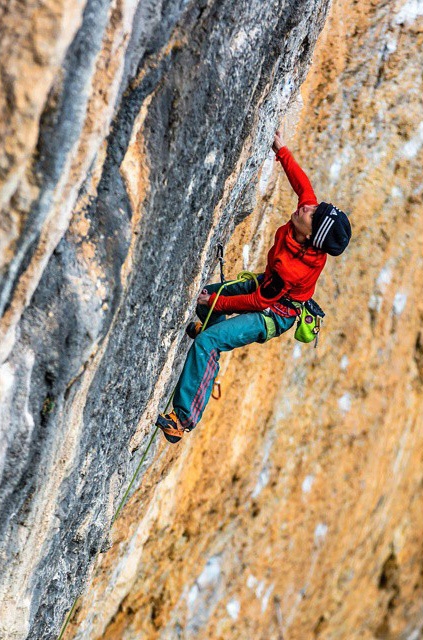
[216,242,225,284]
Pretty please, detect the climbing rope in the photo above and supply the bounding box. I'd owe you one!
[57,256,258,639]
[57,598,79,640]
[57,395,173,639]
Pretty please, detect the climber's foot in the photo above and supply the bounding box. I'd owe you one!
[186,321,203,339]
[156,410,185,444]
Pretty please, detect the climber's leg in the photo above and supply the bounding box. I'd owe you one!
[158,311,295,442]
[174,311,268,432]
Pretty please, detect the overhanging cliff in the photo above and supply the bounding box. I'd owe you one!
[58,1,423,639]
[0,1,331,638]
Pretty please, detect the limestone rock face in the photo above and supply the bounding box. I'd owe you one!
[0,1,331,639]
[57,1,423,639]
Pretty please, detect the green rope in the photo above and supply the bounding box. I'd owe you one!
[57,270,259,638]
[113,428,157,523]
[57,596,79,640]
[57,393,173,639]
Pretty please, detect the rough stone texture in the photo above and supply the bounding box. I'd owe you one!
[59,0,423,639]
[0,1,330,639]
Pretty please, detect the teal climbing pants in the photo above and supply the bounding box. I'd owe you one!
[173,278,296,431]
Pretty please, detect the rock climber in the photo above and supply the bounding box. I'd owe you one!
[156,130,352,443]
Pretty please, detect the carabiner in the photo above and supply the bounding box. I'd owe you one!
[212,380,222,400]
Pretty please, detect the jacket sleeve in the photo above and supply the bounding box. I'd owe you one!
[276,146,318,208]
[208,270,291,314]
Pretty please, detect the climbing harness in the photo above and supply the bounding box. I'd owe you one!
[261,313,278,342]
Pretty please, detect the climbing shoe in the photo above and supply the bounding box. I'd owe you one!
[186,321,203,339]
[156,410,186,444]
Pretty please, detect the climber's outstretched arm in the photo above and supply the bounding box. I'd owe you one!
[273,131,318,208]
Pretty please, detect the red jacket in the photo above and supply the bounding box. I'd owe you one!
[208,147,327,315]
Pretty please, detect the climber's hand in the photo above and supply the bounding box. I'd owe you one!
[272,130,284,153]
[197,289,211,306]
